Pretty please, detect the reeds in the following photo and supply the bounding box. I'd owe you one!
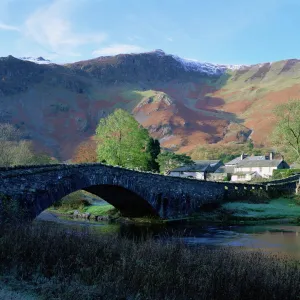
[0,223,299,300]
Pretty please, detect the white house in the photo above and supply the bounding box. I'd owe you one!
[169,160,223,180]
[213,152,290,182]
[231,171,260,182]
[230,156,290,182]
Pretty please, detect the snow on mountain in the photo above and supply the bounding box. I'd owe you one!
[172,55,248,76]
[19,56,53,64]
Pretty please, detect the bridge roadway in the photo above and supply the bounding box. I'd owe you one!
[0,163,299,221]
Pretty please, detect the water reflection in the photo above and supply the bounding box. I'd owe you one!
[36,211,300,256]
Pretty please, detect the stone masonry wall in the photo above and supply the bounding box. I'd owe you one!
[0,163,299,221]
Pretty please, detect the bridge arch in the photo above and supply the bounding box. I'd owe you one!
[82,185,159,217]
[31,182,159,220]
[2,163,298,222]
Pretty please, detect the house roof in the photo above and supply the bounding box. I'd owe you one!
[170,160,221,172]
[235,159,283,168]
[193,160,221,166]
[215,166,235,174]
[225,155,267,166]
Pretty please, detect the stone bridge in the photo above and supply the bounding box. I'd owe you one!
[0,163,299,221]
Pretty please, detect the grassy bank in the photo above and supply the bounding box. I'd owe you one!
[222,197,300,221]
[1,224,300,299]
[189,197,300,225]
[48,190,167,224]
[47,191,300,225]
[48,190,117,217]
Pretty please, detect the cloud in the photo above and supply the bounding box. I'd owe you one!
[23,0,106,55]
[92,44,146,56]
[167,37,173,42]
[0,22,19,31]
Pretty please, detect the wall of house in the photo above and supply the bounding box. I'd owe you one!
[231,174,251,182]
[207,173,227,181]
[235,167,276,178]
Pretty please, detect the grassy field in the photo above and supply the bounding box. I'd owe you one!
[222,197,300,222]
[1,223,300,299]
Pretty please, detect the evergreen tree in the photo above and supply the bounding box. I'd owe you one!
[147,138,160,172]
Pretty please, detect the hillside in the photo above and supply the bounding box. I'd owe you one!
[0,51,300,160]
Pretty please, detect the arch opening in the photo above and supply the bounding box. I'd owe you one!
[83,184,159,218]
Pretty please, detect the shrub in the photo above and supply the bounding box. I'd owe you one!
[272,169,300,179]
[52,191,91,210]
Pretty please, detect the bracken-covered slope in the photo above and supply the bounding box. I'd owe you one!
[1,51,300,160]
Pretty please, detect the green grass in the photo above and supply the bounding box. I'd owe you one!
[48,190,117,217]
[84,204,115,215]
[222,198,300,220]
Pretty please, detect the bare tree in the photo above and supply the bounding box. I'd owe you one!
[0,123,22,141]
[272,100,300,162]
[0,123,40,166]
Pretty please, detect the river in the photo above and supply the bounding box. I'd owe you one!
[36,211,300,257]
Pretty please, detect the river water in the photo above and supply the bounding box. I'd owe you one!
[35,211,300,257]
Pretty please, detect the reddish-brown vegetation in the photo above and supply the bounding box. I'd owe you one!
[72,139,97,163]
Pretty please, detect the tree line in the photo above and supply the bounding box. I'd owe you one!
[0,109,193,174]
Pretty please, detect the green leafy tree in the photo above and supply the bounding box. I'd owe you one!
[272,100,300,162]
[95,109,154,170]
[156,151,193,174]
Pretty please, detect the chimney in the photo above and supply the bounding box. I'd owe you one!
[270,152,274,160]
[240,152,246,160]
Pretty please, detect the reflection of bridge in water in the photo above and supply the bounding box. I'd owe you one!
[0,164,299,221]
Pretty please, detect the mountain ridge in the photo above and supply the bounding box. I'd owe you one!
[0,51,300,160]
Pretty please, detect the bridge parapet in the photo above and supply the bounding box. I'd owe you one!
[0,164,299,222]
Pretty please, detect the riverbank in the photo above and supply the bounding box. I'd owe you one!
[1,223,300,300]
[187,197,300,225]
[47,190,167,224]
[49,191,300,226]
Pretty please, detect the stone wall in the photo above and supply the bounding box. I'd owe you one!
[0,163,299,221]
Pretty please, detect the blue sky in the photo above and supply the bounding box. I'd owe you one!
[0,0,300,64]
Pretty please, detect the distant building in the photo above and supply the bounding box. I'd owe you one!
[169,160,223,180]
[214,152,289,182]
[231,171,260,182]
[225,153,272,167]
[233,159,289,179]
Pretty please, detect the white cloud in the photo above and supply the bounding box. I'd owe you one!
[0,22,19,31]
[23,0,106,56]
[167,37,173,42]
[92,44,146,56]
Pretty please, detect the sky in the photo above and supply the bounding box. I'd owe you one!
[1,0,300,65]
